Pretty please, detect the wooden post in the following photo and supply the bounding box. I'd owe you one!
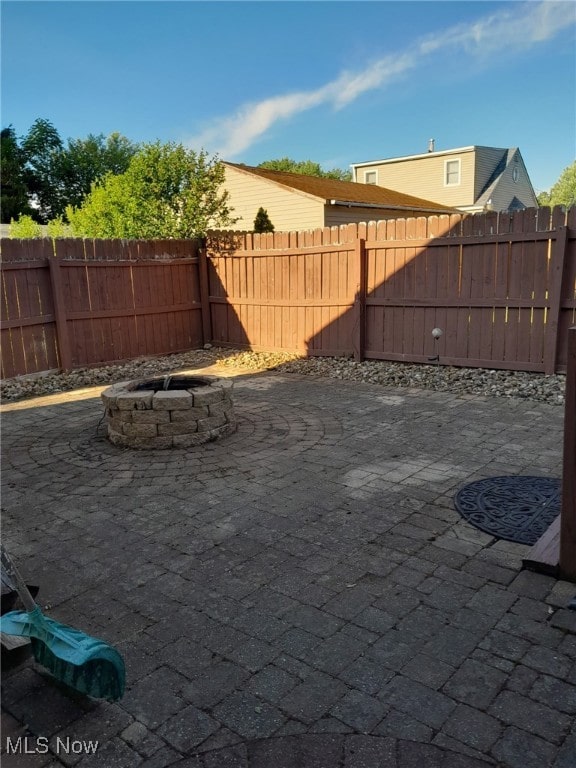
[48,254,73,371]
[198,244,213,346]
[544,209,568,374]
[352,238,366,362]
[559,326,576,582]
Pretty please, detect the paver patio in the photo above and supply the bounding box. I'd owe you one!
[1,368,575,768]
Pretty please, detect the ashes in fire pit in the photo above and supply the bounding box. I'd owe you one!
[101,374,236,449]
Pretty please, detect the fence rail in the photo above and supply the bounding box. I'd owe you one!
[1,207,575,379]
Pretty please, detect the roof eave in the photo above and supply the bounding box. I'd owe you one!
[329,199,455,214]
[350,146,480,169]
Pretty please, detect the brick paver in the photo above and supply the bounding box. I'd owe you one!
[1,371,575,767]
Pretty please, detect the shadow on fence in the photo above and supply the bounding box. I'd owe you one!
[1,206,575,379]
[206,206,576,374]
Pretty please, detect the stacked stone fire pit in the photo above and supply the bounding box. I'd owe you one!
[100,374,236,449]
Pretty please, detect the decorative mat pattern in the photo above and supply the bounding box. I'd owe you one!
[454,476,561,545]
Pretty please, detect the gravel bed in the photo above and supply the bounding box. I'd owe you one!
[0,347,565,405]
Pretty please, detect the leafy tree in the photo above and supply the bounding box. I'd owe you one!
[253,207,274,233]
[22,118,64,222]
[537,161,576,208]
[258,157,352,181]
[4,119,138,222]
[1,126,32,222]
[9,214,42,238]
[57,132,138,210]
[46,216,72,239]
[67,142,237,238]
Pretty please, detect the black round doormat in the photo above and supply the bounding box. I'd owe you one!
[454,476,561,545]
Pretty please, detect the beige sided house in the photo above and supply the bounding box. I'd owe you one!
[223,162,455,232]
[350,144,538,213]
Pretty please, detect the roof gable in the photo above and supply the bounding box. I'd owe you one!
[224,162,455,213]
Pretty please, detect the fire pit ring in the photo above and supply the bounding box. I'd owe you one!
[100,374,236,449]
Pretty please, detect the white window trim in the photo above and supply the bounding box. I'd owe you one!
[364,170,378,185]
[444,158,461,187]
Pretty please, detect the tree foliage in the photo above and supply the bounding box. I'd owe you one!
[537,161,576,208]
[258,157,352,181]
[22,118,64,221]
[253,207,274,233]
[1,118,138,223]
[1,126,32,222]
[9,214,42,238]
[57,132,137,211]
[67,142,237,239]
[46,216,73,239]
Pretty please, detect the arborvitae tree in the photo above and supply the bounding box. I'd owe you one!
[253,207,275,233]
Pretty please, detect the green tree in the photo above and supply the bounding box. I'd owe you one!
[11,119,137,222]
[67,142,236,238]
[22,118,64,222]
[46,216,72,239]
[57,132,138,210]
[258,157,352,181]
[9,214,42,238]
[537,161,576,208]
[1,126,32,222]
[253,207,275,233]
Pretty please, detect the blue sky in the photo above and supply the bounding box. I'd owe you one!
[1,1,575,194]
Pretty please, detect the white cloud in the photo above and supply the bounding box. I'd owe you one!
[186,1,575,158]
[330,54,416,110]
[419,0,575,55]
[188,54,417,158]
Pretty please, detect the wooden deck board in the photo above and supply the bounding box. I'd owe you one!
[522,514,561,576]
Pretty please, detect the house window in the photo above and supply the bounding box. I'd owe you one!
[444,159,460,186]
[513,167,519,183]
[365,170,377,185]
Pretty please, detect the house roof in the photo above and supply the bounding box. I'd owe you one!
[474,148,516,207]
[224,162,456,213]
[474,148,536,208]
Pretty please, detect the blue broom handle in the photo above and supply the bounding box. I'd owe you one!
[0,545,38,613]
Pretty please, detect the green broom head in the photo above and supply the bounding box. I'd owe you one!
[0,607,125,702]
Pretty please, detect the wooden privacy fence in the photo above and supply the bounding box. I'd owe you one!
[1,239,205,378]
[1,207,575,378]
[207,207,576,373]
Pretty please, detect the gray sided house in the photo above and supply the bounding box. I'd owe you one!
[223,162,455,232]
[351,145,538,213]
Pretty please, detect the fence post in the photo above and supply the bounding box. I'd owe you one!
[48,254,73,372]
[544,208,568,374]
[352,238,366,362]
[559,326,576,582]
[198,243,213,346]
